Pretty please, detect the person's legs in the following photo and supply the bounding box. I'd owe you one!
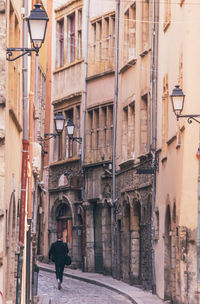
[59,263,65,283]
[55,263,59,280]
[55,262,61,289]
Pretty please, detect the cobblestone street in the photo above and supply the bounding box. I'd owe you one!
[38,270,133,304]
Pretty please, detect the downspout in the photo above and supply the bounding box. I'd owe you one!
[150,0,159,294]
[17,0,29,303]
[112,0,120,278]
[197,128,200,293]
[32,35,39,303]
[81,0,90,270]
[19,0,29,246]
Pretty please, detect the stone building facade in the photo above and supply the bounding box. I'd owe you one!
[2,1,23,302]
[0,0,51,303]
[0,0,6,301]
[44,0,154,292]
[114,0,154,289]
[155,1,200,303]
[46,0,85,269]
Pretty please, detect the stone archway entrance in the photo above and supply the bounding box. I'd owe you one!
[56,203,72,249]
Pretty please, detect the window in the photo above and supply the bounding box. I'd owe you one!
[122,106,128,160]
[62,106,81,160]
[162,75,169,156]
[102,107,107,148]
[90,13,115,74]
[129,102,135,158]
[110,15,115,64]
[86,104,113,163]
[56,7,83,67]
[141,0,151,52]
[104,17,109,60]
[122,102,135,161]
[97,20,102,62]
[56,19,64,67]
[88,111,93,151]
[8,4,21,122]
[164,0,171,30]
[65,109,73,158]
[124,4,136,64]
[94,109,100,149]
[37,68,46,141]
[67,13,75,63]
[140,94,150,154]
[92,23,97,64]
[78,9,82,59]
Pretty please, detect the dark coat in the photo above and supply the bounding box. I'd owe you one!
[49,240,69,265]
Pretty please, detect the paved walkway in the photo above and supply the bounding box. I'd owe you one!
[37,262,166,304]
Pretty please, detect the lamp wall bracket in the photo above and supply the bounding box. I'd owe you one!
[39,133,57,142]
[177,114,200,124]
[6,47,39,61]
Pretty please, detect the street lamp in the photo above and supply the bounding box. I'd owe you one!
[66,119,82,143]
[6,3,49,61]
[170,85,200,124]
[40,111,65,142]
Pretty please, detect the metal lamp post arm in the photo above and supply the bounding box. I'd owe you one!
[177,114,200,124]
[72,137,82,144]
[6,47,39,61]
[39,133,57,142]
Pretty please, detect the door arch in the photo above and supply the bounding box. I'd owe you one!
[56,203,72,249]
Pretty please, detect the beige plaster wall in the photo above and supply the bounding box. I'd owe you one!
[89,0,115,19]
[87,75,114,109]
[155,1,200,300]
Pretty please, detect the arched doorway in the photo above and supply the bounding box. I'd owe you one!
[56,203,72,250]
[164,205,172,301]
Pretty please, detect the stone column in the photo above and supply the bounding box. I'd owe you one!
[130,203,140,284]
[85,203,95,272]
[102,203,112,275]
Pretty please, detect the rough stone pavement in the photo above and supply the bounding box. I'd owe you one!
[37,269,133,304]
[37,262,166,304]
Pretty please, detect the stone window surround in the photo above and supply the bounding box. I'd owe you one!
[90,12,115,72]
[55,4,83,69]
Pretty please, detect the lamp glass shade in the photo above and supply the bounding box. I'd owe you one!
[170,85,185,115]
[67,119,75,136]
[27,3,49,48]
[28,19,47,46]
[54,112,65,134]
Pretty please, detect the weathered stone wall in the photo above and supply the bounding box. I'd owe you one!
[0,0,6,300]
[47,159,83,268]
[116,158,153,289]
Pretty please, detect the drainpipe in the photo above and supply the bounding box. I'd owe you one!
[197,129,200,293]
[112,0,120,278]
[81,0,90,270]
[32,42,39,302]
[81,0,90,182]
[150,0,159,295]
[19,0,29,246]
[32,176,39,302]
[17,0,29,303]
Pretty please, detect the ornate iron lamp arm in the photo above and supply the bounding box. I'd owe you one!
[39,133,57,142]
[177,114,200,124]
[6,47,39,61]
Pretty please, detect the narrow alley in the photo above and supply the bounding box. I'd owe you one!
[35,262,165,304]
[37,269,132,304]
